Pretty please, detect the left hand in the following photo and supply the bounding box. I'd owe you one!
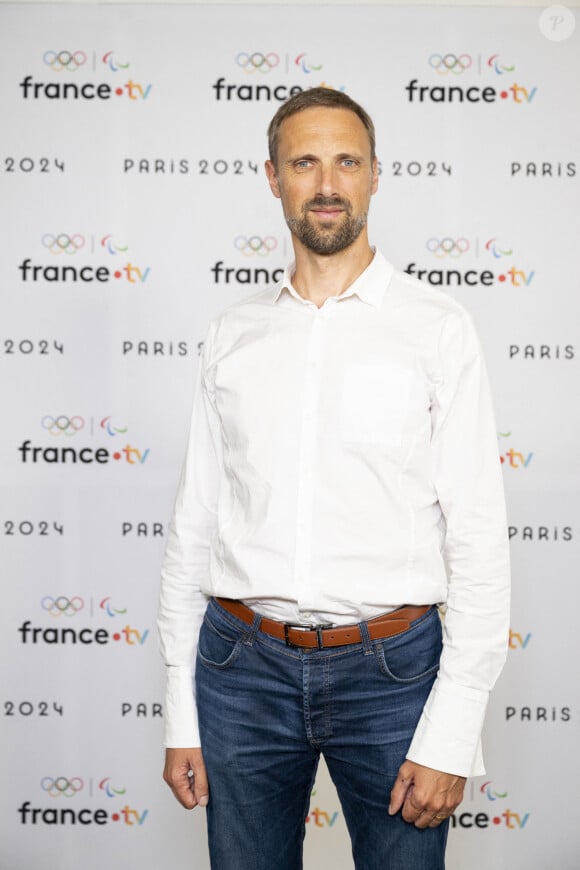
[388,760,466,828]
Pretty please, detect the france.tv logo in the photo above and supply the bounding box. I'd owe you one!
[405,236,535,289]
[406,51,537,105]
[19,49,151,101]
[18,775,148,826]
[18,233,151,285]
[18,595,149,647]
[17,413,150,467]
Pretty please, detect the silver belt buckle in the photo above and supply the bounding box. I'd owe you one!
[284,622,334,649]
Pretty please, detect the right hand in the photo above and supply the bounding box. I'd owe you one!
[163,747,209,809]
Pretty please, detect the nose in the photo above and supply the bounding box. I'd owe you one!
[316,161,338,197]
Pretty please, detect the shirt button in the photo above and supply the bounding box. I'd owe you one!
[301,611,313,620]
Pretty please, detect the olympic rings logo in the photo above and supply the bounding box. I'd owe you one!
[41,234,85,255]
[235,52,279,73]
[234,236,278,256]
[43,50,87,72]
[426,237,470,258]
[41,777,84,798]
[41,596,84,617]
[428,54,472,75]
[41,415,85,436]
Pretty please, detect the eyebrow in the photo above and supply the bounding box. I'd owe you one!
[285,152,365,164]
[285,153,318,164]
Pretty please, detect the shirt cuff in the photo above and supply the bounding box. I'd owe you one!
[405,677,487,777]
[162,665,201,748]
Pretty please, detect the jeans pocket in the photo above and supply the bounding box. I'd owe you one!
[197,612,244,670]
[374,610,442,683]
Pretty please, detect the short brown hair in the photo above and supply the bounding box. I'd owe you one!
[267,87,376,166]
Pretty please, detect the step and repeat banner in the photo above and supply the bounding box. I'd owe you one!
[1,3,579,869]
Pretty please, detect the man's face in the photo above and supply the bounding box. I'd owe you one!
[265,107,378,256]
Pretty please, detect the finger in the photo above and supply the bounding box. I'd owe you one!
[401,789,426,824]
[413,808,441,829]
[170,765,197,809]
[190,758,210,808]
[427,813,449,829]
[388,771,413,815]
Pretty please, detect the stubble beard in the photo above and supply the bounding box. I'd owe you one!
[285,197,368,255]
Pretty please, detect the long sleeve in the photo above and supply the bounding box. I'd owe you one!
[406,308,511,776]
[157,327,222,747]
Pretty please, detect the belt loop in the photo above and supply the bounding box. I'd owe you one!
[359,619,373,655]
[243,610,261,646]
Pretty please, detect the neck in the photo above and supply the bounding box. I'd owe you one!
[291,234,374,308]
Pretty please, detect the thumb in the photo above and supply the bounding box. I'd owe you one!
[389,764,414,815]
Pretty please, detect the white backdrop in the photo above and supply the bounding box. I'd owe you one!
[1,4,579,869]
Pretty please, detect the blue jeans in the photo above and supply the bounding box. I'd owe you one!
[195,598,448,870]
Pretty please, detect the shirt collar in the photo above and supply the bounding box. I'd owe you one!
[272,248,394,309]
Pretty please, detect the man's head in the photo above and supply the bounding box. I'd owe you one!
[267,87,376,169]
[265,88,379,257]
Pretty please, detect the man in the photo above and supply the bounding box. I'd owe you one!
[158,87,510,869]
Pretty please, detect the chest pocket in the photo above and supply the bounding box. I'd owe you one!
[341,362,412,447]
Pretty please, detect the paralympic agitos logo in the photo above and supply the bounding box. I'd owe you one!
[406,52,537,106]
[18,775,148,827]
[18,233,151,286]
[18,414,150,466]
[18,595,149,647]
[19,50,152,101]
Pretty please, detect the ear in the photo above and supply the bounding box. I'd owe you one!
[370,157,379,196]
[265,159,281,199]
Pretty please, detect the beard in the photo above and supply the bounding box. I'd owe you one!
[285,196,368,255]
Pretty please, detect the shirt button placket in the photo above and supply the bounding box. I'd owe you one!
[295,308,325,612]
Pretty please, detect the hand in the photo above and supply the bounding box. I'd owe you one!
[163,747,209,809]
[388,760,466,828]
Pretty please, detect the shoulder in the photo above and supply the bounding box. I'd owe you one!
[388,267,471,324]
[213,285,279,327]
[201,284,280,361]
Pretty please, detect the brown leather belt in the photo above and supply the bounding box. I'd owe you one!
[215,598,431,650]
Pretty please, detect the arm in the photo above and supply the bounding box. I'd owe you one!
[390,307,510,825]
[157,325,222,807]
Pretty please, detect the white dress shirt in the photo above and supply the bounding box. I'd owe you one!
[158,249,510,777]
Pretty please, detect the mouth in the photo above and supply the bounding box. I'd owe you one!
[309,207,344,218]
